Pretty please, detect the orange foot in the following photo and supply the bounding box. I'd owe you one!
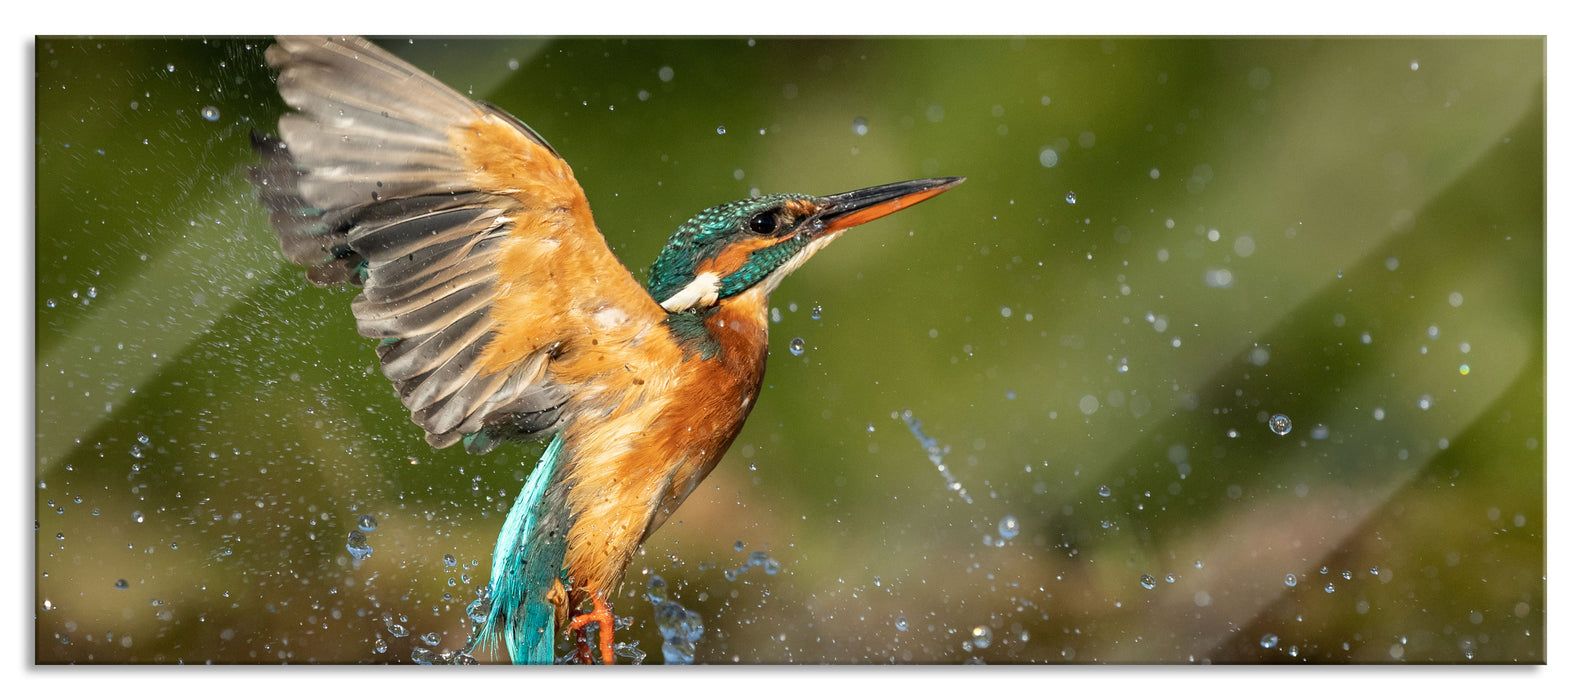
[567,592,615,665]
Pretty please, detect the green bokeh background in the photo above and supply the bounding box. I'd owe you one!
[35,36,1544,664]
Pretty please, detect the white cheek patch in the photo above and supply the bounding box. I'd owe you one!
[757,230,844,295]
[660,271,722,312]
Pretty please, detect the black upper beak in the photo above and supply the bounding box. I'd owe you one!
[814,177,965,233]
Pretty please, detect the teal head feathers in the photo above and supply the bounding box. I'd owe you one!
[645,178,965,313]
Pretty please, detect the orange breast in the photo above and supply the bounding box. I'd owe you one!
[554,288,772,603]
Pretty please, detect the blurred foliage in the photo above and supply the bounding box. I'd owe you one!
[35,36,1543,664]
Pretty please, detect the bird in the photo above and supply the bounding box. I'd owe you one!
[248,35,962,665]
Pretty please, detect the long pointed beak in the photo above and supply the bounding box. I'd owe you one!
[814,177,965,234]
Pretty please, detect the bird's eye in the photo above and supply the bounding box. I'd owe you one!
[748,212,778,234]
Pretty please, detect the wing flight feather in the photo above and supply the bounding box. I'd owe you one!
[250,35,667,452]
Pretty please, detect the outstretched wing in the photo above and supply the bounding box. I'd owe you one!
[250,35,668,453]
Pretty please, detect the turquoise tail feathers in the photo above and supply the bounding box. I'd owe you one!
[468,434,568,664]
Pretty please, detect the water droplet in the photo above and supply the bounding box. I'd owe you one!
[382,612,409,637]
[1269,414,1293,436]
[1065,191,1077,204]
[346,531,373,560]
[997,514,1020,539]
[810,304,822,320]
[442,554,457,568]
[114,579,128,590]
[200,106,220,121]
[852,117,868,136]
[1284,573,1298,587]
[1417,395,1433,410]
[356,514,377,532]
[374,638,388,653]
[1097,484,1112,498]
[1260,633,1279,649]
[1140,574,1156,590]
[895,616,908,631]
[466,599,488,624]
[1324,582,1336,593]
[716,125,727,135]
[420,631,441,646]
[788,337,805,356]
[131,511,144,523]
[971,625,991,649]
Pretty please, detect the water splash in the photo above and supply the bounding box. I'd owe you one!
[646,575,704,664]
[901,409,973,504]
[412,647,479,665]
[723,550,782,581]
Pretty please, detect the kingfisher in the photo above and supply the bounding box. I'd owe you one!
[249,35,961,665]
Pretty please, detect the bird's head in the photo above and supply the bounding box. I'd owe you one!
[645,177,964,312]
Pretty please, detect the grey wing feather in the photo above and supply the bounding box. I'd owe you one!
[248,36,570,452]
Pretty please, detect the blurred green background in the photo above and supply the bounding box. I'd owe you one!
[34,36,1544,664]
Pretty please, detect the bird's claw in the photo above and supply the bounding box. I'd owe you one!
[567,592,616,665]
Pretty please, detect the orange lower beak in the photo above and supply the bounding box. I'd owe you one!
[815,177,965,233]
